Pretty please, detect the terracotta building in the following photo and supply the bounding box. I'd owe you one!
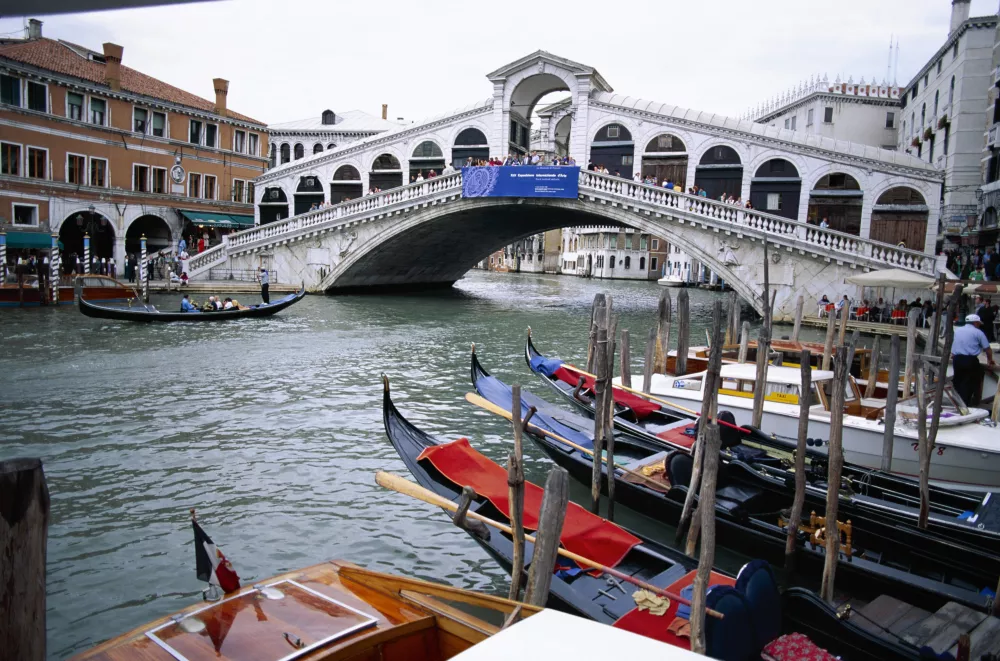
[0,19,268,273]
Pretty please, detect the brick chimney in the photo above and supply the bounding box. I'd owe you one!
[102,43,123,92]
[381,104,387,120]
[27,19,42,40]
[950,0,971,35]
[213,78,229,116]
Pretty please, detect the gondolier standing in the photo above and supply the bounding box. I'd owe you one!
[952,314,996,406]
[258,266,269,304]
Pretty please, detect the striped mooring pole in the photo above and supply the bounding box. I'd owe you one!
[83,233,91,274]
[140,234,148,302]
[50,234,59,304]
[0,230,6,281]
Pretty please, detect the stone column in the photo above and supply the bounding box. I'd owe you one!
[797,182,811,223]
[569,92,590,166]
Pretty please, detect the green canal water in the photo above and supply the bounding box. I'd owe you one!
[0,271,826,659]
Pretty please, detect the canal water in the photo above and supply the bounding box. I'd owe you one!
[1,271,810,659]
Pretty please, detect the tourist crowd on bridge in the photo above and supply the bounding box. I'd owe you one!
[944,247,1000,281]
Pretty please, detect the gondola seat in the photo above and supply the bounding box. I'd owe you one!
[667,452,764,516]
[735,560,781,651]
[703,587,757,661]
[761,633,838,661]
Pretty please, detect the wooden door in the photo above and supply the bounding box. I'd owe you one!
[870,215,928,250]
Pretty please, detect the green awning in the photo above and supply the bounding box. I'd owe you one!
[180,210,255,229]
[3,231,55,249]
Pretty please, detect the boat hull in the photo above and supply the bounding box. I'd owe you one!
[78,287,306,322]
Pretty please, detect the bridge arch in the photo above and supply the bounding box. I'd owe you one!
[280,143,290,164]
[126,213,172,257]
[807,171,865,236]
[294,174,325,215]
[59,208,115,265]
[638,131,689,187]
[693,142,745,200]
[369,151,403,192]
[451,125,490,167]
[331,163,363,204]
[870,185,929,250]
[259,186,289,225]
[504,69,579,154]
[749,158,801,219]
[409,139,446,180]
[327,143,337,150]
[589,120,637,177]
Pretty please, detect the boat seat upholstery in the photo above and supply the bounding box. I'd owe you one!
[718,410,741,449]
[715,484,764,515]
[704,586,756,661]
[735,560,782,653]
[667,451,693,488]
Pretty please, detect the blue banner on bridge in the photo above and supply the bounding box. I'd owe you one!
[461,166,579,199]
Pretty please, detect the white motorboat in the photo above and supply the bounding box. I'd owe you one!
[639,363,1000,492]
[657,274,685,287]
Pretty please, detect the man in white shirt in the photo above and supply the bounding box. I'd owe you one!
[952,314,996,406]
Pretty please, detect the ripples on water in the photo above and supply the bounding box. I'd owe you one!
[0,271,805,659]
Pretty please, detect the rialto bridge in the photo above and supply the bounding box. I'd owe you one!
[189,52,943,318]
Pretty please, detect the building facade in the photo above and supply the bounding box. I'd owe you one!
[978,9,1000,248]
[0,19,268,272]
[559,226,666,280]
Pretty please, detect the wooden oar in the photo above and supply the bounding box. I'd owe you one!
[562,362,749,433]
[465,392,682,489]
[375,470,723,620]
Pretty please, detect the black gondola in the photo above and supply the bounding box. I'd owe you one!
[471,348,999,616]
[524,332,1000,552]
[78,286,306,322]
[382,377,949,661]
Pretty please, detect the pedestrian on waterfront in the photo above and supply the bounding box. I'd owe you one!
[259,267,270,304]
[198,236,205,253]
[178,237,187,254]
[952,314,996,406]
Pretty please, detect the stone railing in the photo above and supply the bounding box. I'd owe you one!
[185,242,228,276]
[578,171,937,274]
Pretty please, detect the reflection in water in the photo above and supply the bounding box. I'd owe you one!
[0,271,807,659]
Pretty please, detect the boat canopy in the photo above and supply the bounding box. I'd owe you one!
[719,363,834,385]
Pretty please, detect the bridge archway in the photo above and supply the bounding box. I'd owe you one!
[452,127,489,167]
[409,140,445,180]
[331,165,363,204]
[294,175,325,215]
[590,123,634,178]
[749,158,800,219]
[293,143,304,160]
[641,133,687,187]
[694,144,743,199]
[313,143,324,155]
[280,144,290,164]
[506,72,575,155]
[370,153,402,191]
[125,214,171,257]
[808,173,863,235]
[871,187,928,250]
[59,209,115,266]
[259,186,289,225]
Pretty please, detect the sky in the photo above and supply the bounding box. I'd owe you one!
[1,0,998,126]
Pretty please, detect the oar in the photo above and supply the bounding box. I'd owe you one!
[375,470,723,620]
[465,392,683,488]
[561,362,749,434]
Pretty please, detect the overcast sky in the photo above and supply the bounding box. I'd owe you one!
[2,0,998,126]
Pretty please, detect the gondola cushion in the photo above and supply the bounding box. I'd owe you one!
[734,559,781,651]
[704,587,757,661]
[529,355,565,377]
[761,633,838,661]
[667,452,693,488]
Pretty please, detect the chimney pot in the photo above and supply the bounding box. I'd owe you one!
[381,104,387,120]
[102,43,123,92]
[213,77,229,117]
[27,19,42,40]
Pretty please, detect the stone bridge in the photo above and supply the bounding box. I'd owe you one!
[187,169,938,320]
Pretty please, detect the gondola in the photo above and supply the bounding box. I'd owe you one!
[383,377,964,661]
[78,286,306,322]
[524,332,1000,552]
[472,349,1000,615]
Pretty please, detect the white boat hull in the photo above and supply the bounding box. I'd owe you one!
[657,276,685,287]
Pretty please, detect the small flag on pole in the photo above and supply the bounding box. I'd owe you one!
[191,509,241,594]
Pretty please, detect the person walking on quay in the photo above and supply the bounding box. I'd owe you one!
[258,267,270,304]
[952,314,996,407]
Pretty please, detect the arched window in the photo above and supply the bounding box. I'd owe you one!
[280,143,290,164]
[920,103,926,128]
[372,153,401,170]
[934,90,939,117]
[333,165,361,181]
[294,143,304,160]
[949,76,955,105]
[313,143,323,154]
[454,128,488,146]
[269,144,276,168]
[327,143,336,150]
[624,255,631,269]
[412,141,443,158]
[644,134,686,153]
[910,112,915,134]
[639,256,645,270]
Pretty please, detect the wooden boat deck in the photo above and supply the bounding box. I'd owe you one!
[848,594,1000,658]
[798,315,921,339]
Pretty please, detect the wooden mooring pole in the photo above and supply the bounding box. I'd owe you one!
[586,294,605,373]
[654,290,672,374]
[881,335,901,472]
[688,421,722,655]
[523,467,569,607]
[507,384,526,601]
[902,309,919,398]
[619,329,632,389]
[864,336,881,400]
[0,458,50,661]
[821,309,836,371]
[791,295,805,342]
[785,350,812,575]
[590,318,610,515]
[820,346,849,603]
[675,289,690,376]
[737,321,750,364]
[642,327,656,393]
[751,242,772,429]
[921,288,959,528]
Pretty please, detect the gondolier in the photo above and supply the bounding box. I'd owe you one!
[258,267,269,304]
[952,314,996,406]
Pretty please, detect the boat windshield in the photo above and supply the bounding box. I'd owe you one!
[895,385,970,424]
[4,274,39,286]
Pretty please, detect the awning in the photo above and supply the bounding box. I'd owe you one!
[845,268,936,288]
[179,210,255,229]
[3,231,55,249]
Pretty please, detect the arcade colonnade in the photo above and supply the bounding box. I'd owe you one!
[255,51,942,253]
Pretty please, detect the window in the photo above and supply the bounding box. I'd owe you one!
[188,172,200,198]
[13,204,38,226]
[204,174,216,199]
[67,154,85,185]
[937,59,942,76]
[27,147,46,179]
[949,76,955,105]
[89,97,106,125]
[823,107,834,123]
[621,155,633,165]
[133,164,149,192]
[766,193,782,211]
[151,111,166,137]
[0,74,20,106]
[151,167,166,193]
[233,179,245,203]
[921,103,926,127]
[953,42,959,59]
[625,234,633,250]
[640,235,648,250]
[923,74,928,88]
[294,143,304,160]
[205,124,217,148]
[639,256,646,270]
[67,92,83,120]
[885,111,895,129]
[234,130,246,153]
[934,90,939,117]
[609,256,615,269]
[650,257,658,272]
[911,111,915,134]
[651,239,659,250]
[248,133,258,156]
[189,120,202,144]
[624,256,631,269]
[783,118,790,129]
[26,82,45,112]
[280,144,290,164]
[1,143,20,175]
[133,107,148,133]
[912,84,918,99]
[607,125,620,138]
[807,108,814,126]
[313,143,323,155]
[247,182,254,203]
[790,116,797,130]
[903,120,906,136]
[90,158,107,187]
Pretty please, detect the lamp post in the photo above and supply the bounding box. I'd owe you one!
[140,234,148,302]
